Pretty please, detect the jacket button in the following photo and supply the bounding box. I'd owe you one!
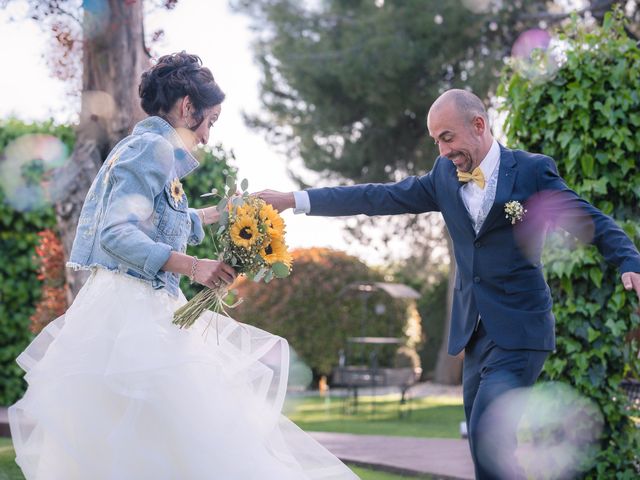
[473,276,481,283]
[474,241,481,248]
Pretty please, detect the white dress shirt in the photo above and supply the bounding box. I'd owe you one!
[293,139,501,217]
[459,139,500,225]
[293,190,311,214]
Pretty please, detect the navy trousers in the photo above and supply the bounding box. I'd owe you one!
[463,322,549,479]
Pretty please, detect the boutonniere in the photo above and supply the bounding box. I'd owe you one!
[169,177,185,206]
[504,200,527,224]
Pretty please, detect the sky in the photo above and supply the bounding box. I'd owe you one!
[0,0,395,265]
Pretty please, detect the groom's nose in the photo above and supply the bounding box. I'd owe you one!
[438,143,450,157]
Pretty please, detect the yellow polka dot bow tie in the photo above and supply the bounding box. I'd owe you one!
[457,167,486,189]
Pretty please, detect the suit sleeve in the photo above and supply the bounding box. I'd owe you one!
[536,156,640,274]
[307,159,442,217]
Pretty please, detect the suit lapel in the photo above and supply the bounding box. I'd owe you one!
[448,167,476,237]
[477,146,517,238]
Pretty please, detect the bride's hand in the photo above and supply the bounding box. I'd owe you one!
[197,206,220,225]
[194,259,236,289]
[255,190,295,212]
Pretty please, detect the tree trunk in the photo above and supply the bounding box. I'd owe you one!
[433,227,463,385]
[55,0,149,299]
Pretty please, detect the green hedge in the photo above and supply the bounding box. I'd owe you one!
[0,119,74,405]
[497,11,640,477]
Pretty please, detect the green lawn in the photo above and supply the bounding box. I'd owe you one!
[285,393,465,439]
[0,439,23,480]
[350,464,433,479]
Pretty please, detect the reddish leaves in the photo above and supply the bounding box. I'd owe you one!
[30,229,68,334]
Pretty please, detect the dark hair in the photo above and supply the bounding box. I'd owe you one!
[139,52,225,128]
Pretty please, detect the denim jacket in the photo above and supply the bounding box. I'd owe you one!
[67,116,205,297]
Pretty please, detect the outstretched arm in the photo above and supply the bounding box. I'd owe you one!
[258,159,444,217]
[536,155,640,307]
[255,191,296,213]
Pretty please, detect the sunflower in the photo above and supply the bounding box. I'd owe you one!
[259,203,285,240]
[169,177,184,205]
[230,215,260,248]
[234,203,253,218]
[260,238,292,266]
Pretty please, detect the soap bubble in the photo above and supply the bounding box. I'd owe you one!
[0,134,70,211]
[510,29,563,84]
[83,0,111,39]
[477,382,604,478]
[514,190,595,262]
[82,90,116,120]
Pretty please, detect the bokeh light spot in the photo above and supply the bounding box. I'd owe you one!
[478,382,604,478]
[461,0,492,14]
[514,190,595,262]
[0,134,70,211]
[510,29,564,84]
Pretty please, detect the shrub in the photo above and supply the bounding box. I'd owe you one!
[231,247,412,377]
[30,229,68,334]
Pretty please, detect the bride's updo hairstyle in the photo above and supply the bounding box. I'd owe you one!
[139,51,225,129]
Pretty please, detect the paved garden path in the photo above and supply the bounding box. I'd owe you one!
[313,431,474,479]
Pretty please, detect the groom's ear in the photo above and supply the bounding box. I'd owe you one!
[471,115,486,136]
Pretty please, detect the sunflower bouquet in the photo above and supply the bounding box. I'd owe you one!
[172,176,292,330]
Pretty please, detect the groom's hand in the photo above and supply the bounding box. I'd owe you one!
[255,190,296,213]
[622,272,640,312]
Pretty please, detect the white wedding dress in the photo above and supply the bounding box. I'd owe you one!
[9,269,358,480]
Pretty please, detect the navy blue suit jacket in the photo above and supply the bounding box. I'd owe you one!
[307,145,640,355]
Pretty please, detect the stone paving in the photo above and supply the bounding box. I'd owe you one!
[312,431,474,479]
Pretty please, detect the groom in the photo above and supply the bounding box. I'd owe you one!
[258,89,640,478]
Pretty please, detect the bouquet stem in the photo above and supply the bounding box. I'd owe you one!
[173,285,229,331]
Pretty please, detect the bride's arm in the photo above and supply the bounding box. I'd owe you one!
[196,206,220,225]
[186,206,220,246]
[162,251,236,288]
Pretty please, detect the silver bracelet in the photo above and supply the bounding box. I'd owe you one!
[189,256,199,284]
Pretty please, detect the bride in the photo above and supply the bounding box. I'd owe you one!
[9,51,358,480]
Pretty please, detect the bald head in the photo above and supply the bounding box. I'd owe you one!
[426,89,494,173]
[429,89,489,125]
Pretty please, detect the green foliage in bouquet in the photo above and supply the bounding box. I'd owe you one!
[174,174,292,329]
[0,119,74,405]
[212,175,292,281]
[498,10,640,476]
